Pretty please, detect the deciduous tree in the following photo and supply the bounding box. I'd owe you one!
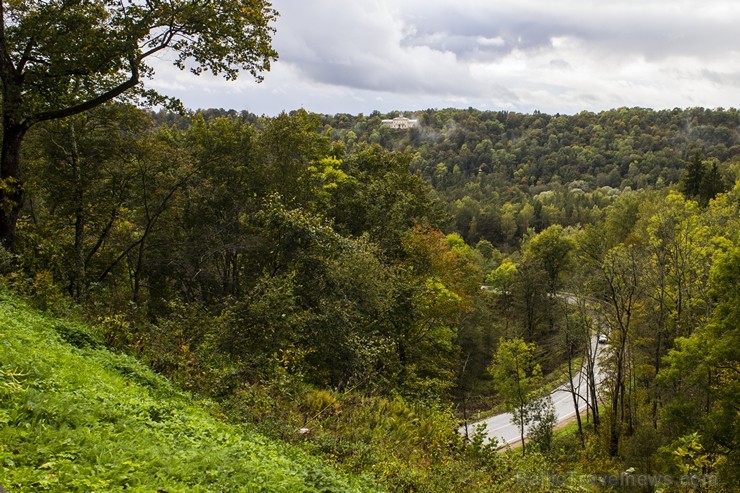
[489,337,543,453]
[0,0,278,250]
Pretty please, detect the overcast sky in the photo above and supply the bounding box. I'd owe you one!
[149,0,740,116]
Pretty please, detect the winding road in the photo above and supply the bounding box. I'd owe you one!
[459,303,607,448]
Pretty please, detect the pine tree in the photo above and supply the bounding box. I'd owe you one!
[681,153,705,199]
[698,161,725,206]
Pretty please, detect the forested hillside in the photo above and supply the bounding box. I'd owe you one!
[320,107,737,250]
[1,104,738,491]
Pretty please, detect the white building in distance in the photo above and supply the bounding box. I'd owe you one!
[381,116,419,129]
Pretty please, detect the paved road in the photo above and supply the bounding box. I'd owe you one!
[460,334,605,448]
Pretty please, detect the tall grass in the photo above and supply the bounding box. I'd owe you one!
[0,290,379,492]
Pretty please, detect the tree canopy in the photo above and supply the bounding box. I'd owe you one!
[0,0,279,249]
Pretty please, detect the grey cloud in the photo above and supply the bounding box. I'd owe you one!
[394,3,738,62]
[398,10,563,60]
[549,59,572,70]
[217,0,740,115]
[271,1,518,99]
[702,69,740,87]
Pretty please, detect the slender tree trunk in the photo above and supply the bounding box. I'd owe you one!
[519,407,526,455]
[73,178,86,298]
[610,353,623,457]
[70,124,86,299]
[514,354,527,455]
[563,306,584,443]
[610,328,628,457]
[567,353,584,445]
[132,233,146,305]
[652,267,666,429]
[589,371,600,429]
[584,308,600,430]
[603,248,638,457]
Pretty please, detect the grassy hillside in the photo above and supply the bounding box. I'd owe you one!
[0,290,380,493]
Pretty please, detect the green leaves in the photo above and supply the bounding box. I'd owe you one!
[488,337,544,454]
[490,338,542,397]
[522,224,574,294]
[659,247,740,477]
[0,0,278,250]
[2,0,278,119]
[485,259,517,293]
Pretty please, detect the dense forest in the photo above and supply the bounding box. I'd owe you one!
[320,107,737,248]
[1,103,738,491]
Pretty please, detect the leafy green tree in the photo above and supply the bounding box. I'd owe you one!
[522,225,574,295]
[221,198,399,389]
[527,396,556,453]
[394,227,481,396]
[0,0,278,250]
[174,114,260,302]
[21,104,182,305]
[486,259,517,294]
[485,259,517,334]
[636,191,714,428]
[489,337,543,453]
[22,105,138,295]
[331,144,447,255]
[681,155,728,206]
[518,225,575,341]
[511,256,549,340]
[661,246,740,485]
[599,243,643,457]
[122,131,195,306]
[257,110,332,206]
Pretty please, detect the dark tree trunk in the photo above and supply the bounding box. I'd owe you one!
[0,122,28,251]
[589,365,600,430]
[567,354,584,446]
[610,335,627,457]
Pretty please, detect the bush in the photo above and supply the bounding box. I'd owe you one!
[528,396,557,453]
[53,323,102,350]
[0,245,16,274]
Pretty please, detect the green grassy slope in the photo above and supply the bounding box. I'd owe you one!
[0,292,380,492]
